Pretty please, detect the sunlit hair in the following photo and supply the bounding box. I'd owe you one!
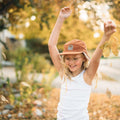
[60,53,90,82]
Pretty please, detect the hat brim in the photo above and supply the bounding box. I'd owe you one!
[59,52,90,60]
[59,51,82,55]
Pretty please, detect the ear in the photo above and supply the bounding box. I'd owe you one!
[81,53,87,61]
[83,56,87,62]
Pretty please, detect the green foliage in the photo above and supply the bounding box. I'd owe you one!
[10,48,30,70]
[0,20,7,31]
[8,47,50,72]
[5,47,51,85]
[57,16,100,50]
[109,0,120,21]
[0,39,8,50]
[0,0,27,31]
[26,38,49,53]
[101,36,120,57]
[5,0,119,51]
[20,82,32,103]
[40,66,58,96]
[31,54,51,73]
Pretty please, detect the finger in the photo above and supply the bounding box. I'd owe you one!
[107,20,116,27]
[106,25,116,32]
[104,22,106,29]
[104,20,116,33]
[61,8,65,13]
[105,23,116,29]
[64,7,71,13]
[64,7,70,10]
[113,29,116,32]
[106,20,112,25]
[106,29,116,36]
[104,24,109,32]
[109,30,116,35]
[108,20,112,24]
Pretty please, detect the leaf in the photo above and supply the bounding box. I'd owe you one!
[1,95,9,103]
[21,82,31,88]
[106,88,112,99]
[111,36,119,56]
[103,45,110,57]
[111,48,119,56]
[40,23,43,30]
[2,52,7,60]
[9,94,15,105]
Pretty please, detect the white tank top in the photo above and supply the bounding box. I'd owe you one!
[57,70,91,120]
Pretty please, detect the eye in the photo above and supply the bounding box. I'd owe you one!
[65,57,70,60]
[73,58,78,60]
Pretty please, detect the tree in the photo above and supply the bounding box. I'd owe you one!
[105,0,120,21]
[0,0,120,52]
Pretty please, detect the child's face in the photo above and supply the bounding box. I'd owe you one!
[64,54,85,74]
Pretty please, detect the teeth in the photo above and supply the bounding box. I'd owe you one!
[70,65,76,68]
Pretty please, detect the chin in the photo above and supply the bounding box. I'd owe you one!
[69,69,76,73]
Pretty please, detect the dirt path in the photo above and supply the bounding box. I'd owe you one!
[99,58,120,81]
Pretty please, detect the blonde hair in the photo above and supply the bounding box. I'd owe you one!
[60,53,90,82]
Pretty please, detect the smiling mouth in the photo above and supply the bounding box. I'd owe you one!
[69,65,76,68]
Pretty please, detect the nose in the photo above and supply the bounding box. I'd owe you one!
[68,59,74,65]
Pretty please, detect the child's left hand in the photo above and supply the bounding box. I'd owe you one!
[104,20,116,38]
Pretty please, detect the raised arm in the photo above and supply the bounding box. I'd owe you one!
[84,20,116,85]
[48,7,71,72]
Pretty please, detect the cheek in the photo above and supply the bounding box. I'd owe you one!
[64,60,68,65]
[76,60,83,65]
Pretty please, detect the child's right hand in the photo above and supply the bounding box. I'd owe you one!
[59,7,72,19]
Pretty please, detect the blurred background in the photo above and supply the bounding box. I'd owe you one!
[0,0,120,119]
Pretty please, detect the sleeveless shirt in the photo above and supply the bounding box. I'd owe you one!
[57,70,91,120]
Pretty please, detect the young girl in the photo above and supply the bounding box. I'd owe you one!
[48,7,116,120]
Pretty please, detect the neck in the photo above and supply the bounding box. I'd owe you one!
[71,68,83,77]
